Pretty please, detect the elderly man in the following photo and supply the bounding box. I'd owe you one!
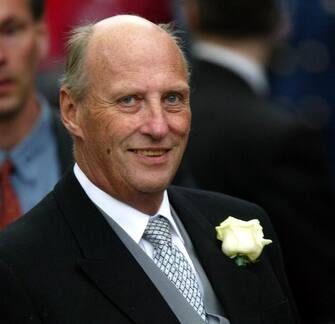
[0,0,72,229]
[0,15,298,323]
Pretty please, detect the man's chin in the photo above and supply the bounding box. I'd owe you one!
[136,177,173,194]
[139,183,169,194]
[0,101,22,121]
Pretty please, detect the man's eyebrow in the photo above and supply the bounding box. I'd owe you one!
[165,85,190,93]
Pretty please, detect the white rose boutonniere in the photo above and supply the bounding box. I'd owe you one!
[216,216,272,266]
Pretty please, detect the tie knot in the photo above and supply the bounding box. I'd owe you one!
[143,215,172,248]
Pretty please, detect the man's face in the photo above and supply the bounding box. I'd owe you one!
[72,23,191,206]
[0,0,46,120]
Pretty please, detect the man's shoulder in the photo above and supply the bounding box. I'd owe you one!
[168,185,268,223]
[169,184,257,204]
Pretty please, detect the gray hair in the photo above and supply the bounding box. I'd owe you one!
[159,22,190,78]
[59,24,95,103]
[60,19,189,103]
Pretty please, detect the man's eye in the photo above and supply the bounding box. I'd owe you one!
[118,95,138,106]
[165,93,182,105]
[2,23,23,36]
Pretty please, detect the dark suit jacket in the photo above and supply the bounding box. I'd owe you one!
[0,171,298,324]
[176,58,335,323]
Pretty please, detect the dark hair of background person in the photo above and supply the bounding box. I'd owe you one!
[190,0,282,38]
[29,0,45,21]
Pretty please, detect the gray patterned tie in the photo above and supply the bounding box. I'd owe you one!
[143,215,207,322]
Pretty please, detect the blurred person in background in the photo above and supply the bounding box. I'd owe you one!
[175,0,335,322]
[0,0,72,229]
[269,0,335,189]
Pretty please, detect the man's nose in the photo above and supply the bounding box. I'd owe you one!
[140,103,169,140]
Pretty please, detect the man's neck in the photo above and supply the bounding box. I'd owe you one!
[0,93,40,151]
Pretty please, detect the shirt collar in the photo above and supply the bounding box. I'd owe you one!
[73,163,183,244]
[0,95,53,181]
[192,40,269,95]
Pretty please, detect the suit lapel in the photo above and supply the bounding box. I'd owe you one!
[168,187,261,323]
[53,171,179,324]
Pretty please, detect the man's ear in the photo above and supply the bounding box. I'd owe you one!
[60,88,84,139]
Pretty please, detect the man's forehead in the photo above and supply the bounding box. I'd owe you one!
[89,15,165,50]
[0,0,32,21]
[80,14,188,89]
[85,16,183,70]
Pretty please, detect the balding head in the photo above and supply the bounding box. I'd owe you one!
[60,15,188,103]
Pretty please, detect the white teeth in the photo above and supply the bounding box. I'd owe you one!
[136,150,165,157]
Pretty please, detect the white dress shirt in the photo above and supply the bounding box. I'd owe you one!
[73,163,199,276]
[193,40,269,95]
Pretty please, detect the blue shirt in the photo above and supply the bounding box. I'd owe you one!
[0,96,61,214]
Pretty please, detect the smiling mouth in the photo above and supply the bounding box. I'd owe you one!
[0,79,15,92]
[130,149,170,157]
